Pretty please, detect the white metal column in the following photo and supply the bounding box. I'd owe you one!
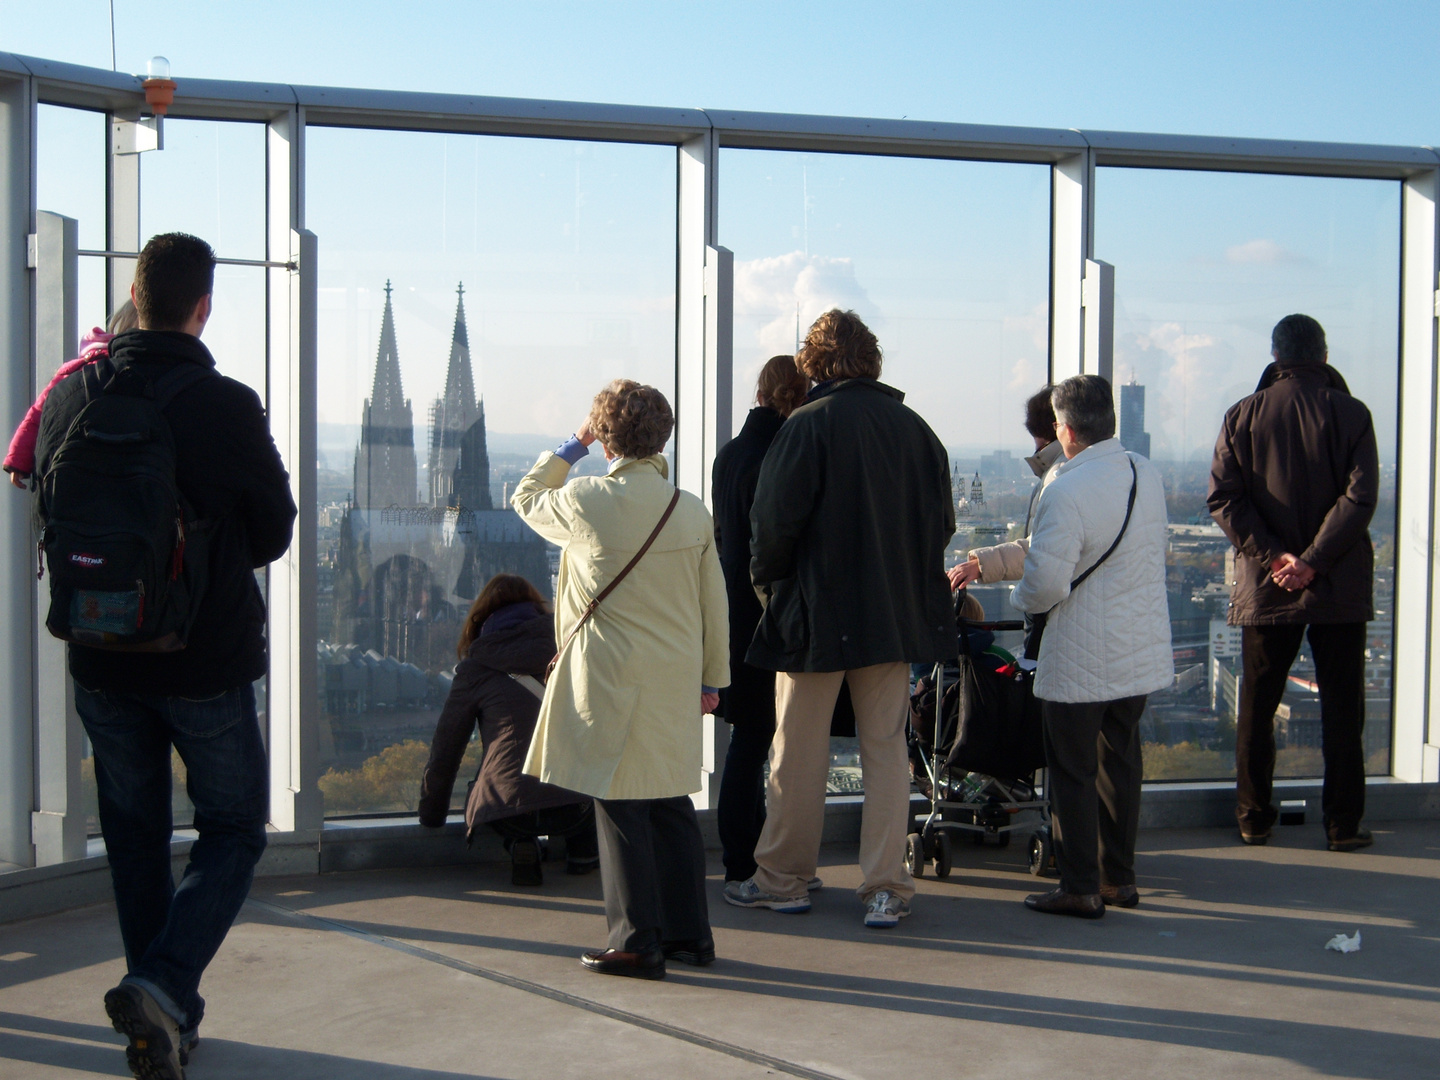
[0,71,35,867]
[1050,149,1093,385]
[266,105,322,832]
[1396,168,1440,783]
[106,116,143,316]
[676,129,732,807]
[30,211,86,864]
[1082,257,1115,383]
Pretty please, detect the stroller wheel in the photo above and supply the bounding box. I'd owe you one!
[934,830,953,879]
[906,833,926,878]
[1028,828,1054,877]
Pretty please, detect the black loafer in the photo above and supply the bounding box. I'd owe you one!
[1239,827,1271,846]
[579,948,666,979]
[1328,827,1373,852]
[662,938,715,966]
[1100,884,1139,908]
[1024,887,1105,919]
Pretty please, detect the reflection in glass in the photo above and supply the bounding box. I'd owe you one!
[1095,168,1399,781]
[308,129,675,816]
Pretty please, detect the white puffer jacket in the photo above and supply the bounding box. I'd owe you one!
[1010,438,1173,703]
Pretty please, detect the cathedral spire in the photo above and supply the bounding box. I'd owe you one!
[429,283,481,506]
[369,279,407,416]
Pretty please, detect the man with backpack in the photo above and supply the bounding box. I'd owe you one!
[32,233,296,1080]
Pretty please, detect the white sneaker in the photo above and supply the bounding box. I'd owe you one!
[723,877,811,913]
[807,876,823,891]
[864,889,910,928]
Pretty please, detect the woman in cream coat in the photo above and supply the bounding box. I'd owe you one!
[512,379,729,980]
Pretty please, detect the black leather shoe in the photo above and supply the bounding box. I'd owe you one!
[1100,884,1139,908]
[1024,887,1104,919]
[1328,827,1373,852]
[1239,826,1271,846]
[662,938,715,966]
[510,839,543,886]
[580,948,666,979]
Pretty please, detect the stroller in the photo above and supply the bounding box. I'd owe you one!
[906,591,1055,878]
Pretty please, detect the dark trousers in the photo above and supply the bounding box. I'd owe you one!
[73,681,268,1033]
[1236,622,1367,839]
[489,803,599,862]
[1041,695,1146,896]
[592,796,711,953]
[716,662,777,882]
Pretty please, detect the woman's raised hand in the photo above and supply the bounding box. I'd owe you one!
[947,557,981,590]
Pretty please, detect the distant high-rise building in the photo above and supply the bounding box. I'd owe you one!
[1119,376,1152,459]
[428,283,480,507]
[353,281,418,508]
[979,449,1019,478]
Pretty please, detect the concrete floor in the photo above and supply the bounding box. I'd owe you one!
[1,820,1436,1080]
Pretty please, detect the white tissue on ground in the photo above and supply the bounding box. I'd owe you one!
[1325,931,1361,953]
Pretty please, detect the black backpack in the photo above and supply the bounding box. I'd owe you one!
[36,360,213,651]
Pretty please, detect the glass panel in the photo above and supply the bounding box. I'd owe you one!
[36,105,110,836]
[721,149,1052,791]
[1095,168,1400,781]
[140,118,271,827]
[308,128,676,816]
[36,104,107,332]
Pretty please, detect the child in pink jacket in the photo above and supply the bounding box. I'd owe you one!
[5,301,137,489]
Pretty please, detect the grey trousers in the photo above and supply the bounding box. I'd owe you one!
[593,795,711,952]
[1041,695,1147,895]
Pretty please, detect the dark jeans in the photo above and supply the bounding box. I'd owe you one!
[74,681,268,1032]
[1041,695,1146,896]
[1236,622,1367,839]
[717,663,777,882]
[592,796,711,953]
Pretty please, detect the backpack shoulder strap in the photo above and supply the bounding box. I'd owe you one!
[150,362,217,410]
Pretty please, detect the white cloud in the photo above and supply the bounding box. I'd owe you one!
[734,251,874,359]
[1225,238,1300,264]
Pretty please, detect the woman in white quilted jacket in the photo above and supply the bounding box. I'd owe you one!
[1010,375,1172,919]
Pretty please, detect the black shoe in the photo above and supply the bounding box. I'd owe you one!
[662,937,715,966]
[510,839,543,886]
[579,948,666,979]
[1239,826,1271,845]
[1024,887,1105,919]
[1100,884,1139,908]
[1328,827,1373,852]
[565,854,600,875]
[104,983,185,1080]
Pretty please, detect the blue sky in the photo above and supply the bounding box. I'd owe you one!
[3,1,1436,144]
[5,2,1428,463]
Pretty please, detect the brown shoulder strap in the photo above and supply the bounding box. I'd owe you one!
[547,487,682,679]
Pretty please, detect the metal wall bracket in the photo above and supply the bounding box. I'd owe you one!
[112,115,162,156]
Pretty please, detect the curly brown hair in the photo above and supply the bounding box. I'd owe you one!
[797,309,882,381]
[755,354,809,417]
[588,379,674,459]
[456,574,550,660]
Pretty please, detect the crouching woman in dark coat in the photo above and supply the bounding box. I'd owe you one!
[418,574,598,885]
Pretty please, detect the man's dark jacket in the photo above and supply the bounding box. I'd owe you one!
[747,378,956,672]
[1207,361,1377,626]
[34,330,297,697]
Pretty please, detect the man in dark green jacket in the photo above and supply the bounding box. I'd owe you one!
[723,309,955,929]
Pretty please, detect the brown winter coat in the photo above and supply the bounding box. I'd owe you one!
[1207,362,1378,626]
[417,606,588,838]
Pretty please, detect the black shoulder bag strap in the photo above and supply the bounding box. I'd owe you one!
[545,487,683,681]
[1024,456,1139,661]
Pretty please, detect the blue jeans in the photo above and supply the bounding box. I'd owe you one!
[74,681,268,1032]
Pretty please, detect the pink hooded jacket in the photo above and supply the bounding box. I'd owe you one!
[3,328,113,479]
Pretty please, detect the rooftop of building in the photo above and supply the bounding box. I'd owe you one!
[3,818,1436,1079]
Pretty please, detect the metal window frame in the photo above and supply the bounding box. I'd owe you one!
[1,51,1435,869]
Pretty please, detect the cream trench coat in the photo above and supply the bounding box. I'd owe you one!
[513,451,730,800]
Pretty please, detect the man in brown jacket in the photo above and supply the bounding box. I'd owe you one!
[1208,313,1378,852]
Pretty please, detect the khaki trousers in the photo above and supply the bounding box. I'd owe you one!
[752,663,915,903]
